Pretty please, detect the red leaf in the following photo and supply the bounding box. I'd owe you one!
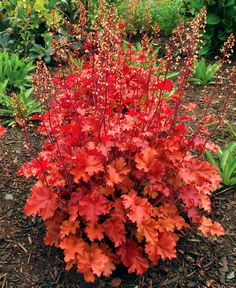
[117,239,149,274]
[103,216,126,247]
[198,216,225,236]
[117,238,138,267]
[128,246,149,275]
[71,149,104,183]
[156,79,173,92]
[24,182,58,220]
[118,22,125,29]
[44,211,64,246]
[79,192,110,223]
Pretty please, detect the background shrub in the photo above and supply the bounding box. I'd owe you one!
[186,0,236,56]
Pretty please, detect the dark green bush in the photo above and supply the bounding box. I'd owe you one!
[186,0,236,56]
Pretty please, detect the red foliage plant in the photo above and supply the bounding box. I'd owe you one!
[18,3,235,283]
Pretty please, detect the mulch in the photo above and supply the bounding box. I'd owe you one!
[0,68,236,288]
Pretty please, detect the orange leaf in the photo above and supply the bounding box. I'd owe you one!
[79,192,110,223]
[153,203,188,232]
[179,159,221,187]
[60,220,80,239]
[135,147,157,172]
[59,235,86,262]
[145,233,176,263]
[77,243,114,282]
[85,223,104,241]
[122,190,153,224]
[198,216,225,236]
[106,157,130,186]
[136,219,159,244]
[24,181,58,220]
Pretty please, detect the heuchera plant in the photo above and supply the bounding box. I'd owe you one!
[17,3,234,283]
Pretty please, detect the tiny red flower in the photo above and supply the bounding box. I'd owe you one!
[118,22,125,30]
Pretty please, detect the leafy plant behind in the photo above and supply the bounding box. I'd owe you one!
[150,0,185,36]
[205,142,236,186]
[189,58,220,85]
[186,0,236,56]
[0,88,40,126]
[0,50,34,90]
[225,121,236,140]
[116,0,185,38]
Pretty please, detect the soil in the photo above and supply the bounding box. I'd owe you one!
[0,67,236,288]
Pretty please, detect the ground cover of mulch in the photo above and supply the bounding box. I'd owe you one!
[0,70,236,288]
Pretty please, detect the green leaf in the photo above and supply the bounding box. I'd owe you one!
[223,0,235,7]
[45,0,58,9]
[199,46,210,56]
[221,142,236,170]
[207,14,221,25]
[227,176,236,186]
[205,150,221,172]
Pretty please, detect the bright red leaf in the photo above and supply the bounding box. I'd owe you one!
[24,182,58,220]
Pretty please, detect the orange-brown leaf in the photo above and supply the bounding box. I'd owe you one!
[60,220,80,239]
[79,192,110,223]
[106,157,130,187]
[59,235,86,262]
[145,233,176,263]
[85,223,104,241]
[122,190,153,224]
[135,147,157,172]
